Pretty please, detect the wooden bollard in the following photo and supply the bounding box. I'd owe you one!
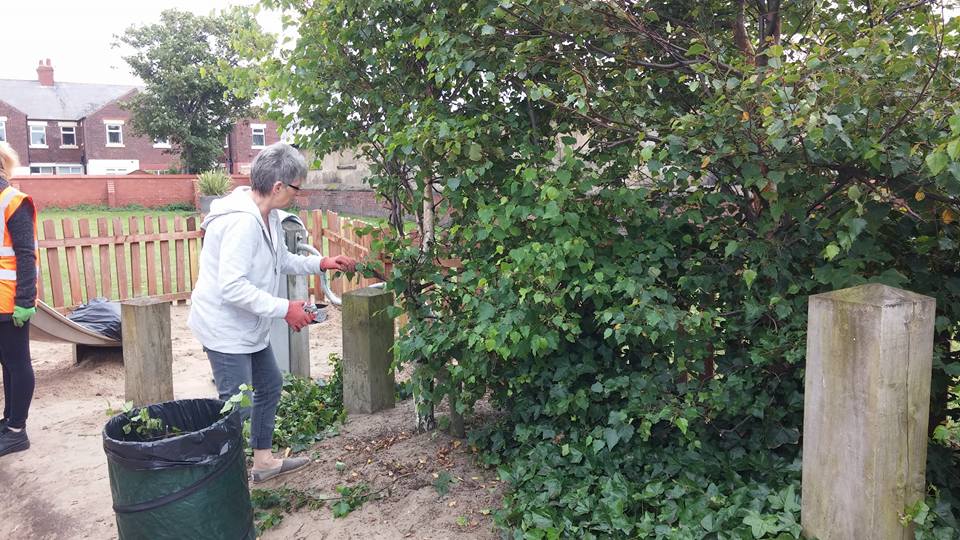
[802,284,935,540]
[342,287,395,414]
[121,298,174,405]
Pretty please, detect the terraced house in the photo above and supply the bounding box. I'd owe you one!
[0,60,278,176]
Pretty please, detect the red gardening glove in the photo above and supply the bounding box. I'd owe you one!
[321,255,357,272]
[284,300,313,332]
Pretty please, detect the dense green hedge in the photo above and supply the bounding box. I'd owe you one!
[242,0,960,536]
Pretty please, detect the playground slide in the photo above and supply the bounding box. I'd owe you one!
[29,301,120,346]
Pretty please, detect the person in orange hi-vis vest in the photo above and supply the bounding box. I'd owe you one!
[0,141,37,457]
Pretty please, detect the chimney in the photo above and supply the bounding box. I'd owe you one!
[37,59,54,86]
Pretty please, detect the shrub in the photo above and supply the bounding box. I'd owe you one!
[256,0,960,537]
[271,354,345,452]
[196,168,232,197]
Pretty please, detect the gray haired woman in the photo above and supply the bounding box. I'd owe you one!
[188,142,355,481]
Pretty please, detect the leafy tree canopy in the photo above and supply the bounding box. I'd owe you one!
[115,8,267,173]
[242,0,960,537]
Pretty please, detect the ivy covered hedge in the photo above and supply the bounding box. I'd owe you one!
[241,0,960,537]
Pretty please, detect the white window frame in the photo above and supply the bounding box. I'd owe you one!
[104,120,124,147]
[59,122,78,148]
[29,163,55,175]
[55,164,83,175]
[29,121,47,148]
[251,124,266,148]
[153,137,171,149]
[0,116,6,142]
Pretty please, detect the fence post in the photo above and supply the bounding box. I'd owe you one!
[802,284,935,540]
[121,298,174,406]
[342,287,395,414]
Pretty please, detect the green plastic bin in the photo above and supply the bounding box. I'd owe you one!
[103,398,254,540]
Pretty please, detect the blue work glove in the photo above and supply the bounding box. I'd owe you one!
[12,306,36,328]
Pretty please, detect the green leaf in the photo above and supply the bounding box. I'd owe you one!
[332,500,352,518]
[926,151,948,175]
[949,114,960,135]
[824,243,841,260]
[481,24,495,36]
[603,427,620,450]
[468,143,483,161]
[686,42,706,56]
[743,269,757,289]
[675,417,688,435]
[724,241,739,258]
[947,140,960,160]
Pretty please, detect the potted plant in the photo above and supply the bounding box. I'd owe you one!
[197,169,233,213]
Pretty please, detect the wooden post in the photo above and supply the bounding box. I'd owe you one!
[121,298,174,405]
[342,287,395,414]
[802,284,935,540]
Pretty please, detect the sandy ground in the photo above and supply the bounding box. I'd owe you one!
[0,305,501,539]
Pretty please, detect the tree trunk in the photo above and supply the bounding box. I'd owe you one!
[413,364,436,433]
[413,180,439,433]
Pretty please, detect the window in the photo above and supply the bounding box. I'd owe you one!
[56,165,83,175]
[60,126,77,147]
[30,125,47,147]
[251,124,266,148]
[153,138,171,149]
[0,118,6,142]
[106,123,123,146]
[29,165,54,175]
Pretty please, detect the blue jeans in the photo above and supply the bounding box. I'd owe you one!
[204,345,282,450]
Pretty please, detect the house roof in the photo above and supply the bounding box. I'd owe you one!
[0,79,137,120]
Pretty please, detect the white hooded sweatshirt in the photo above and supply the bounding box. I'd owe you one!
[187,186,321,354]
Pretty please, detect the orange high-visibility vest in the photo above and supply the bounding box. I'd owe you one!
[0,185,39,314]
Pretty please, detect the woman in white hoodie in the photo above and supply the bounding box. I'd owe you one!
[188,142,354,482]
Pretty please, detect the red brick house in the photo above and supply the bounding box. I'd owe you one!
[0,60,279,176]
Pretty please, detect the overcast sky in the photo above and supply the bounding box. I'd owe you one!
[1,2,956,86]
[0,0,281,86]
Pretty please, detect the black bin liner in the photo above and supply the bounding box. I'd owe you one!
[102,398,254,540]
[67,297,121,340]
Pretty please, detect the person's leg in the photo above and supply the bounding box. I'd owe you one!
[205,347,253,402]
[248,345,283,451]
[0,321,33,456]
[204,347,253,414]
[246,345,309,480]
[2,359,11,423]
[0,322,34,429]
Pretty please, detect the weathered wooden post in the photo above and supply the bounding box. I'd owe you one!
[121,298,174,405]
[342,287,395,414]
[802,284,935,540]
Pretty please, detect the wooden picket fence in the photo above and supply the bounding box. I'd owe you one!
[299,210,385,301]
[37,210,380,313]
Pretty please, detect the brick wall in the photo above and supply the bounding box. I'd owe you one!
[0,100,29,164]
[6,174,384,217]
[9,174,249,210]
[296,188,388,217]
